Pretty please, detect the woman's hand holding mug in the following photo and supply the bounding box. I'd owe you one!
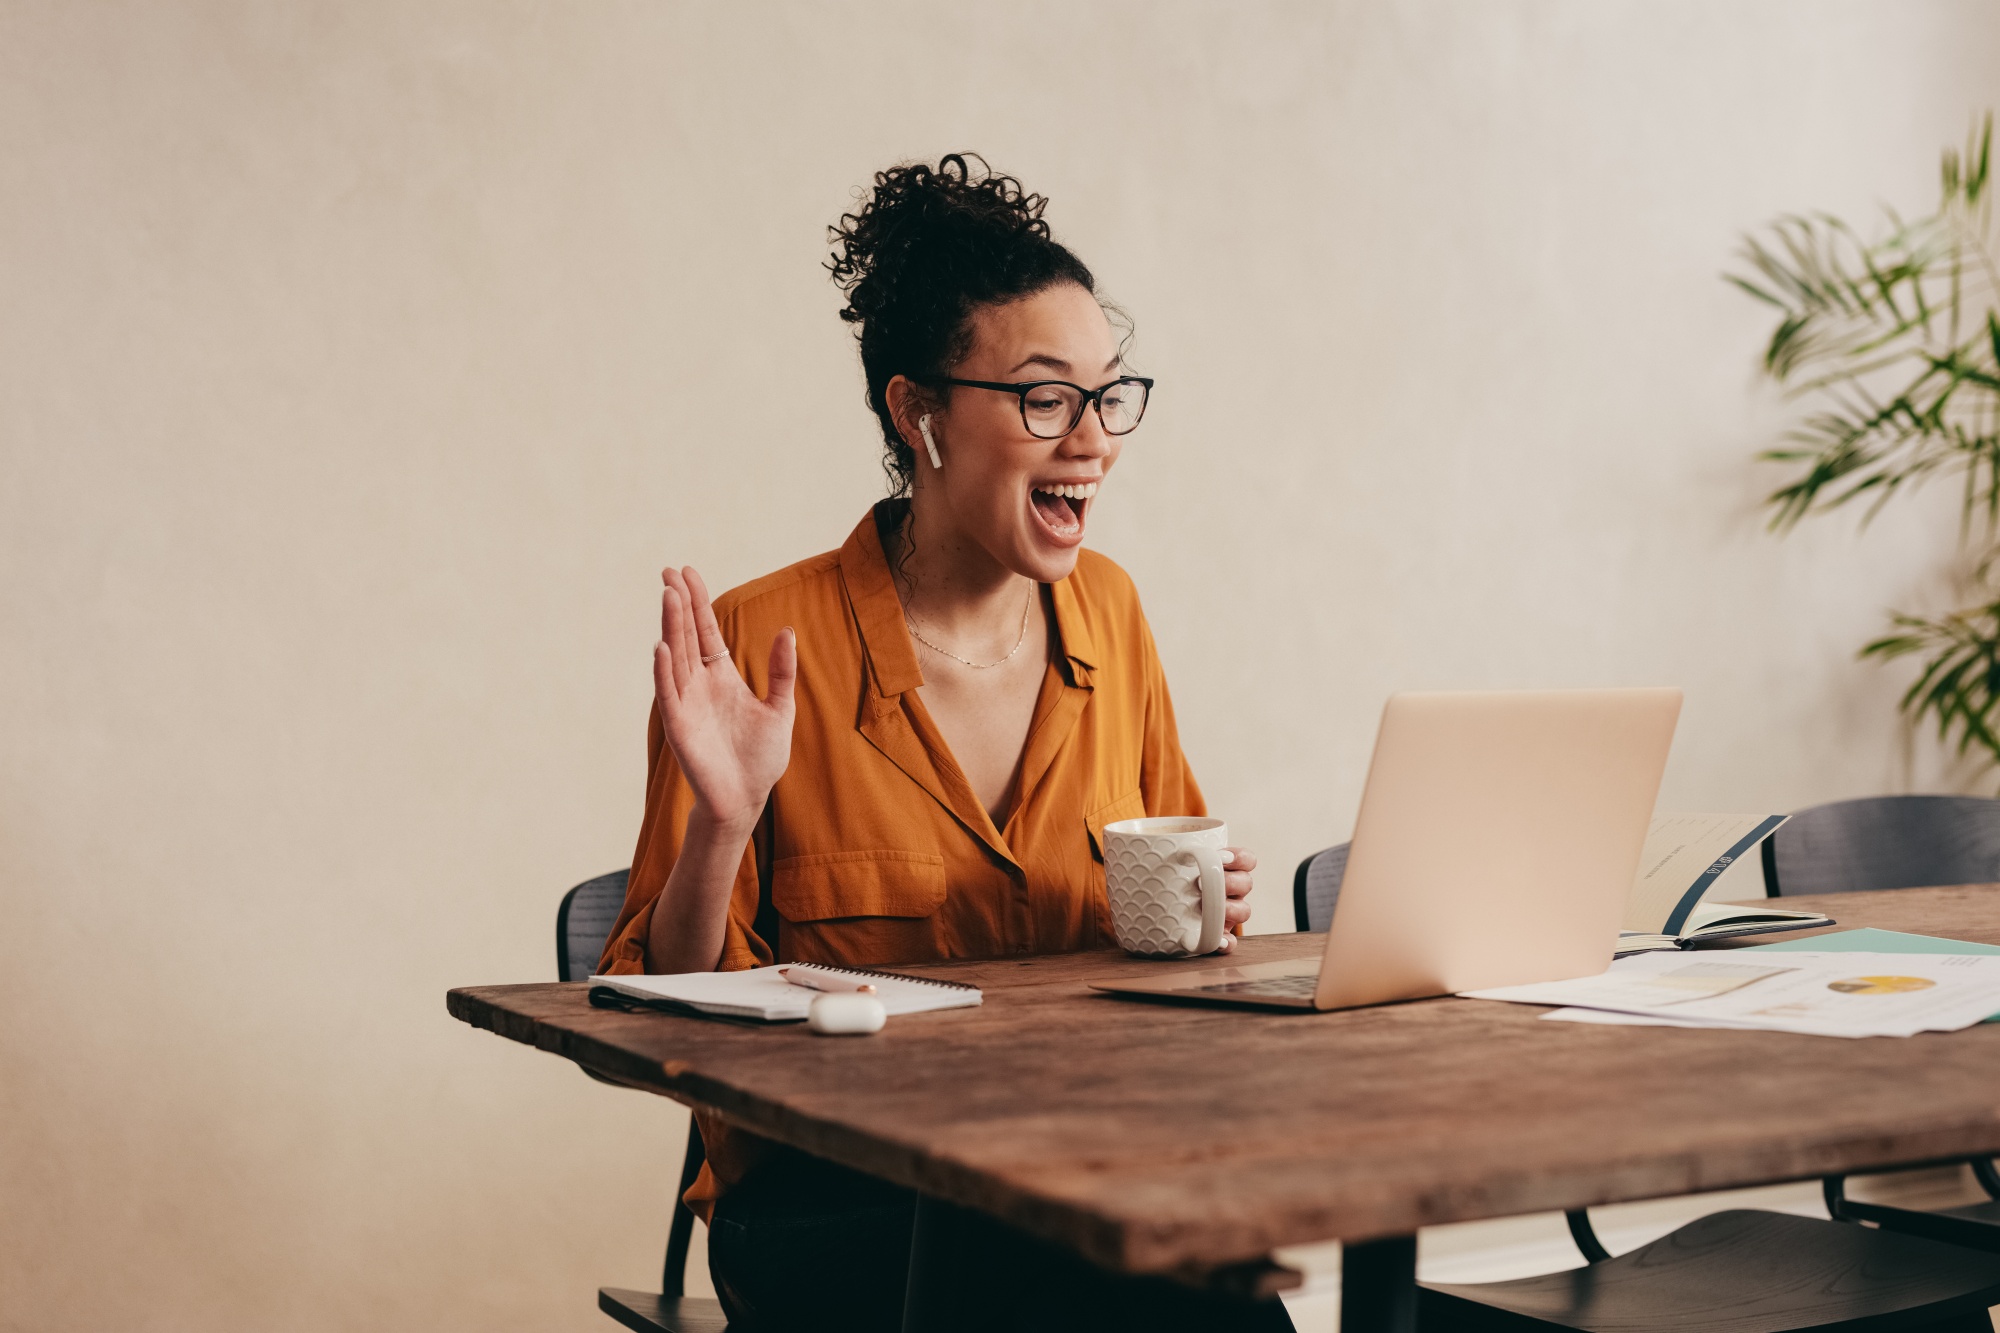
[1219,846,1256,950]
[1103,817,1256,956]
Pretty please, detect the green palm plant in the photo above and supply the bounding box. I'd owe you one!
[1730,115,2000,772]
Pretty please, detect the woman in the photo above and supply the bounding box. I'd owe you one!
[598,155,1279,1332]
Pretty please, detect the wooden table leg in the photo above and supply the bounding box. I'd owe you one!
[902,1193,996,1333]
[1341,1235,1418,1333]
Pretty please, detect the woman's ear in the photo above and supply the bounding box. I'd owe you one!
[885,375,937,463]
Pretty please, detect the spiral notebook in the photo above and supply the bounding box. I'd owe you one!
[586,962,982,1023]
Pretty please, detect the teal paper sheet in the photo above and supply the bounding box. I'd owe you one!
[1746,926,2000,956]
[1746,927,2000,1021]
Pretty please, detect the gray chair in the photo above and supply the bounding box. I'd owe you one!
[1422,1210,2000,1333]
[1761,795,2000,897]
[1290,841,1347,937]
[557,870,728,1333]
[1760,796,2000,1258]
[1290,845,2000,1333]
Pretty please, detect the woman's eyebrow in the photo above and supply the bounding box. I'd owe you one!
[1003,354,1124,377]
[1006,353,1072,375]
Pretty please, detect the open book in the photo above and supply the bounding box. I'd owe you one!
[1615,813,1831,956]
[586,962,982,1023]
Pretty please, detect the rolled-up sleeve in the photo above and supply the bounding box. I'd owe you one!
[595,702,776,976]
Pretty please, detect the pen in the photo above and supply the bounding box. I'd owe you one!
[780,966,876,995]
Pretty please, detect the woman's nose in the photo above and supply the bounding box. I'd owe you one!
[1062,408,1112,458]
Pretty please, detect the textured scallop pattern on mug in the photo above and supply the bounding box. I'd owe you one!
[1105,832,1218,956]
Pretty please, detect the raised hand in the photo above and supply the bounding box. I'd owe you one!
[653,566,797,829]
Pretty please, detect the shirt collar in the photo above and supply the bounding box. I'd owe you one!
[1048,571,1097,683]
[839,500,1099,694]
[839,504,924,698]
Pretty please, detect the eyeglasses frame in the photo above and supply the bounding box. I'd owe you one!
[931,375,1155,439]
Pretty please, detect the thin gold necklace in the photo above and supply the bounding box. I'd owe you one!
[905,581,1035,669]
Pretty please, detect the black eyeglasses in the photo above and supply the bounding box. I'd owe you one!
[936,375,1153,439]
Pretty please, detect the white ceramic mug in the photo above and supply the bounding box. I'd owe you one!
[1102,816,1229,957]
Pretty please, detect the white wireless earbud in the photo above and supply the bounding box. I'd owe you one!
[918,415,942,470]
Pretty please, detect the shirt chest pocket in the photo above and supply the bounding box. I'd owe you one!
[770,850,949,922]
[1085,788,1148,863]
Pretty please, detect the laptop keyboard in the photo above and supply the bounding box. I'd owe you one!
[1194,974,1318,998]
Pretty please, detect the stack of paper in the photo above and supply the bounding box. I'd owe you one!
[1462,950,2000,1038]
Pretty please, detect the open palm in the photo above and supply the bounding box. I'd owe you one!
[653,566,797,826]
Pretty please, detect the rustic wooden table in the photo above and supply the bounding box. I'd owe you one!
[447,885,2000,1332]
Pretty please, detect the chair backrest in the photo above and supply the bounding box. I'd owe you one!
[556,868,631,982]
[1293,843,1351,933]
[552,868,707,1297]
[1765,796,2000,897]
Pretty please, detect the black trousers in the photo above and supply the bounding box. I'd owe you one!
[708,1150,1297,1333]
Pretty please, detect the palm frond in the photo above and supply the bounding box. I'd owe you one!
[1731,114,2000,531]
[1746,116,2000,781]
[1861,600,2000,767]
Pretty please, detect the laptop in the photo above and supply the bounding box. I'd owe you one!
[1090,687,1683,1011]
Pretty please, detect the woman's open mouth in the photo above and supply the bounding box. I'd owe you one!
[1029,481,1096,543]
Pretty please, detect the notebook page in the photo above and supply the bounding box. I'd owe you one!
[589,964,982,1020]
[590,967,811,1019]
[1624,813,1787,934]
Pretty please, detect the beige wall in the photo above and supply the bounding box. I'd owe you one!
[5,2,1999,1329]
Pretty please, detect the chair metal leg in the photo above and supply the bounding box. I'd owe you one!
[1974,1158,2000,1202]
[661,1121,707,1297]
[1827,1166,2000,1253]
[1564,1209,1611,1264]
[1342,1235,1418,1333]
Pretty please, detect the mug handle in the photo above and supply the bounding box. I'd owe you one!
[1187,844,1227,955]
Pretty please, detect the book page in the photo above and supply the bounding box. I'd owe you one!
[1698,849,1770,905]
[1681,900,1826,931]
[1624,813,1787,935]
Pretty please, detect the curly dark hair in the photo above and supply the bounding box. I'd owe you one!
[828,153,1099,495]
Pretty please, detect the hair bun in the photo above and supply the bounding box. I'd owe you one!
[827,153,1053,326]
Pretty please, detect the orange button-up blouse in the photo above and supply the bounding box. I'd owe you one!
[597,503,1207,1214]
